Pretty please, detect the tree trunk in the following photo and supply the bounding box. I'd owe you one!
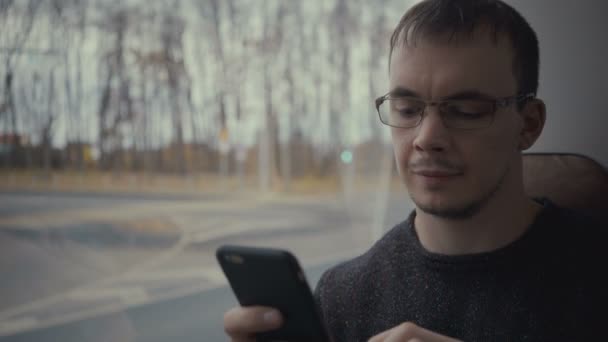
[43,71,56,175]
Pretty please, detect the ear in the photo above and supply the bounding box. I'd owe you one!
[518,98,546,151]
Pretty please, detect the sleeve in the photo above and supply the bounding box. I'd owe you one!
[313,268,331,328]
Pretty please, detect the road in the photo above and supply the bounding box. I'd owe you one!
[0,188,413,341]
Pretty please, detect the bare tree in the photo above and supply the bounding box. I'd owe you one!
[0,0,405,189]
[329,0,359,200]
[57,0,90,171]
[368,2,391,139]
[255,1,287,191]
[277,1,308,191]
[95,6,136,174]
[160,11,188,175]
[41,70,56,173]
[0,0,42,168]
[18,68,57,174]
[132,44,156,175]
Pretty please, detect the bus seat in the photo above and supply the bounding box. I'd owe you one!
[523,153,608,222]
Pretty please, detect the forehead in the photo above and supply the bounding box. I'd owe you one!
[389,33,517,97]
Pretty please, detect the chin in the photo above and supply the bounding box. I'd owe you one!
[416,201,483,220]
[411,193,486,220]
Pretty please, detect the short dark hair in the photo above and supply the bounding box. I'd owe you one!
[389,0,539,97]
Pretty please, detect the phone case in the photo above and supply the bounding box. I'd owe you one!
[216,245,331,342]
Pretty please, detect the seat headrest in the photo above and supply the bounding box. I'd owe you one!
[523,153,608,221]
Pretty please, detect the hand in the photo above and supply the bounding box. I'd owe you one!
[223,306,283,342]
[368,322,462,342]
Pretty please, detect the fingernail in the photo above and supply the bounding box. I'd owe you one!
[263,310,281,325]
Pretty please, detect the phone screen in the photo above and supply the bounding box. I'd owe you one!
[216,245,331,342]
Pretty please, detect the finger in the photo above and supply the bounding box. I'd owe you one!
[368,326,395,342]
[385,333,422,342]
[223,306,283,340]
[402,324,461,342]
[384,322,419,342]
[369,322,461,342]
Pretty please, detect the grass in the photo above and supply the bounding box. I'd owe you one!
[0,169,400,196]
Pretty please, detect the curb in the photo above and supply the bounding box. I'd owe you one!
[1,220,180,248]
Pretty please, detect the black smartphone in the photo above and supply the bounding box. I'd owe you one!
[216,245,331,342]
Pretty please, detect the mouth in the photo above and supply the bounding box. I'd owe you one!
[413,170,462,178]
[411,170,463,186]
[408,159,464,185]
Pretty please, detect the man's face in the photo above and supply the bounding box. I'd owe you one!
[389,33,525,219]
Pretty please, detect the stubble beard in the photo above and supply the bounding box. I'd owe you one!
[410,165,510,220]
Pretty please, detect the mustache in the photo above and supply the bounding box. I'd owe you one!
[409,159,463,172]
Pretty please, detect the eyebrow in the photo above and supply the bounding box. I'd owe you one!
[388,87,498,101]
[388,86,421,98]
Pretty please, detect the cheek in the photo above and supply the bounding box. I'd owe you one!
[390,129,412,173]
[463,130,519,182]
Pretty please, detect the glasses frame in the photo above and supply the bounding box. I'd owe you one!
[375,92,536,129]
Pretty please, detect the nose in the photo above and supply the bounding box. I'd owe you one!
[412,106,451,152]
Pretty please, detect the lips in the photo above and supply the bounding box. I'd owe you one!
[415,170,461,177]
[411,169,463,187]
[409,160,464,184]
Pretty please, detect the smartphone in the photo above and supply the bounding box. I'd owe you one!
[216,245,331,342]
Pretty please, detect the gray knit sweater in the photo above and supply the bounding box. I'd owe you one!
[314,200,605,341]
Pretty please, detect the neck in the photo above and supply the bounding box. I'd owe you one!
[414,189,543,256]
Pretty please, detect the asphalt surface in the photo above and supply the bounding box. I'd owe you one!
[0,189,413,341]
[0,262,336,342]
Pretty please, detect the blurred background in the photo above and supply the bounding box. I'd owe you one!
[0,0,606,341]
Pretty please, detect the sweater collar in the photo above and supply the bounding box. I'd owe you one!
[404,198,555,270]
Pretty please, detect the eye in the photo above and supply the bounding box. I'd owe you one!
[443,100,492,119]
[449,111,485,119]
[391,98,423,117]
[398,108,421,117]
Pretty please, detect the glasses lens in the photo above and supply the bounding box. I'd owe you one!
[379,97,424,128]
[440,99,494,129]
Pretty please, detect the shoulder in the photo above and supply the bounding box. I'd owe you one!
[318,219,409,288]
[536,200,607,271]
[314,217,412,310]
[538,199,606,243]
[540,201,608,327]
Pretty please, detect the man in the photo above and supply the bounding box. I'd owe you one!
[223,0,605,340]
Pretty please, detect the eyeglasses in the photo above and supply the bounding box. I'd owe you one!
[375,92,535,130]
